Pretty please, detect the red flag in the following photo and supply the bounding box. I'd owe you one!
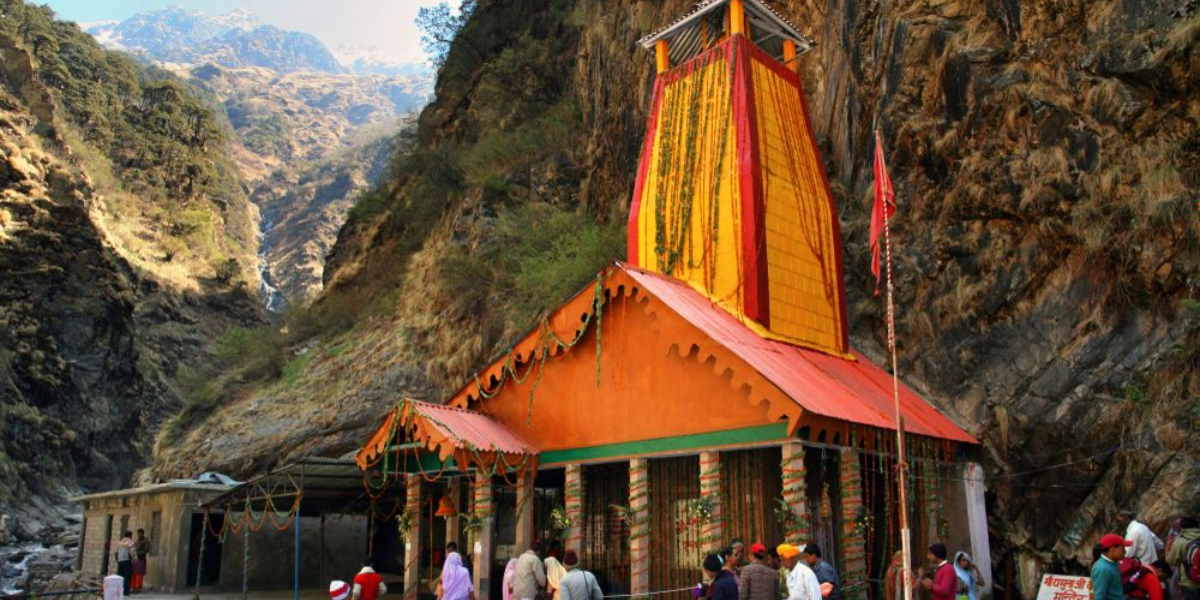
[870,131,897,296]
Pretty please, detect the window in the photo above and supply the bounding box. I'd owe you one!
[150,511,162,554]
[119,514,130,537]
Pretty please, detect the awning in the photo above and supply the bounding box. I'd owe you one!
[623,265,978,444]
[199,457,373,517]
[356,400,538,471]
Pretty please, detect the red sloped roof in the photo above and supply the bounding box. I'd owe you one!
[355,400,538,470]
[622,265,978,444]
[408,401,540,455]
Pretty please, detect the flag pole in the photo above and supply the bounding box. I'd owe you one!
[877,129,914,600]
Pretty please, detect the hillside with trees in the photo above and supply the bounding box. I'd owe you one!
[0,0,262,538]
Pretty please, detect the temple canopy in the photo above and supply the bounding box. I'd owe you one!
[637,0,815,66]
[356,399,537,471]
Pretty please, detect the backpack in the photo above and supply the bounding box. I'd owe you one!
[1120,561,1150,600]
[1186,538,1200,584]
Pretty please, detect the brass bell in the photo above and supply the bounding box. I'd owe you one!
[435,494,458,518]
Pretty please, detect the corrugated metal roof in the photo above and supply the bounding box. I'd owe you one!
[72,481,232,503]
[406,401,539,456]
[638,0,815,53]
[622,265,978,444]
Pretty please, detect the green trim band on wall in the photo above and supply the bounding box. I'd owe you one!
[538,422,790,466]
[379,423,791,473]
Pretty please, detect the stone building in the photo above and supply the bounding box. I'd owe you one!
[351,3,990,600]
[73,480,231,592]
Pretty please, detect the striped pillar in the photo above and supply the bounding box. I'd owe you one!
[629,458,650,596]
[473,471,494,600]
[839,448,867,600]
[699,451,723,550]
[516,470,535,552]
[781,442,810,543]
[564,464,584,555]
[404,474,422,600]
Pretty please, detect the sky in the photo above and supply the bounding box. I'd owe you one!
[36,0,452,64]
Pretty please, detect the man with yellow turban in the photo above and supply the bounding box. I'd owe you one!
[777,545,822,600]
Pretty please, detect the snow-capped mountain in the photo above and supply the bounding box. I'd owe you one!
[85,6,345,74]
[334,44,430,77]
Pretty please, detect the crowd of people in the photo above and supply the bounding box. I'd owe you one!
[693,539,984,600]
[1091,512,1199,600]
[324,511,1199,600]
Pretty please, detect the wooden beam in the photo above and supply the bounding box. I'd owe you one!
[730,0,746,36]
[655,40,670,74]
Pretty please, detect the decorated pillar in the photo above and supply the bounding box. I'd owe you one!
[629,458,650,596]
[699,451,723,549]
[781,442,810,543]
[446,478,463,550]
[404,474,422,600]
[839,448,867,600]
[515,469,535,552]
[564,464,584,555]
[473,471,494,600]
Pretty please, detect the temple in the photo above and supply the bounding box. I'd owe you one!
[345,2,991,600]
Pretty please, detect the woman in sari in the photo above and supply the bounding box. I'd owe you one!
[437,552,476,600]
[544,556,568,600]
[952,552,983,600]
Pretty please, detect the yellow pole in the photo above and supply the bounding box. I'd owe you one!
[730,0,746,36]
[783,39,798,72]
[655,40,670,74]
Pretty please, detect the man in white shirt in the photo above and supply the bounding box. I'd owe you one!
[777,544,822,600]
[1118,510,1162,564]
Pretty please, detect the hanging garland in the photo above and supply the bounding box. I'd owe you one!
[460,272,608,427]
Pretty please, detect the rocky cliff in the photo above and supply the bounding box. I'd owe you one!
[0,2,263,542]
[158,0,1198,593]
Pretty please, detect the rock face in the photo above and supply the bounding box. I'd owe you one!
[0,12,263,543]
[0,100,150,500]
[162,0,1198,595]
[253,131,400,307]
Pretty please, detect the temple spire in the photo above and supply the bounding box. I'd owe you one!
[627,0,849,357]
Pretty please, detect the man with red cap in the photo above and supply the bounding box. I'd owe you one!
[1093,534,1134,600]
[739,543,779,600]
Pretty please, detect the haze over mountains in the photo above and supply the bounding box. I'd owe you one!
[86,6,430,77]
[87,6,434,309]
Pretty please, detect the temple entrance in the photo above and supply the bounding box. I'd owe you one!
[649,455,702,600]
[581,462,630,596]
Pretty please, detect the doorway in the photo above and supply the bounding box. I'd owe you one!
[186,513,223,586]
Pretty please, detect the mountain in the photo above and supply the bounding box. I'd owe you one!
[86,6,260,58]
[0,0,263,542]
[253,126,406,308]
[82,7,435,311]
[86,7,345,74]
[334,45,431,76]
[155,0,1199,590]
[180,62,430,309]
